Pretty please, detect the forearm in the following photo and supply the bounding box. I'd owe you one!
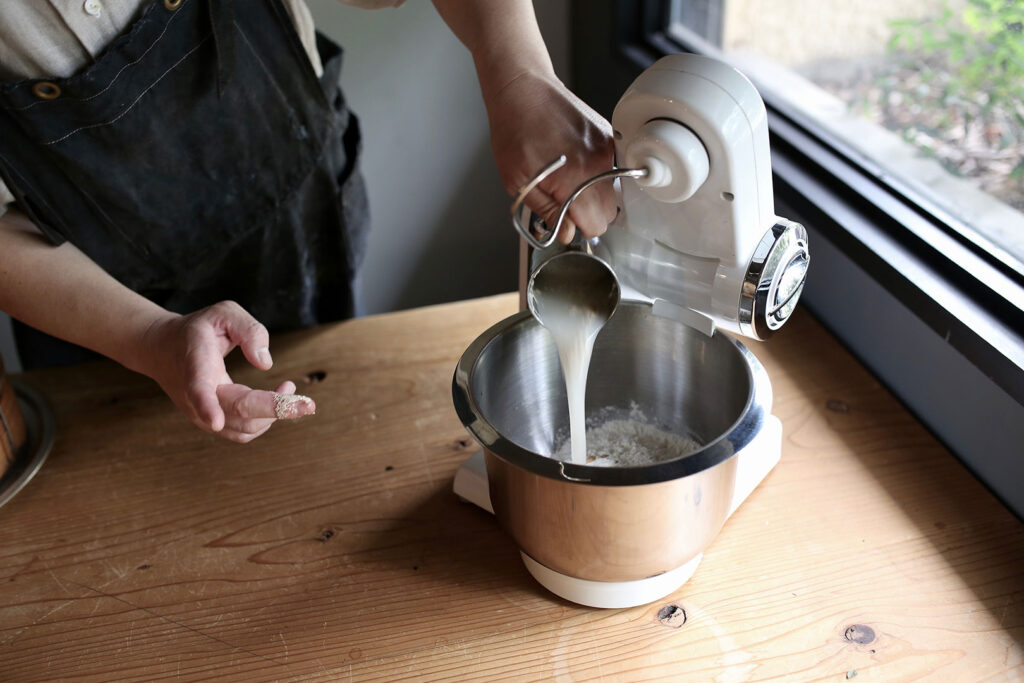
[433,0,615,238]
[432,0,556,98]
[0,207,174,373]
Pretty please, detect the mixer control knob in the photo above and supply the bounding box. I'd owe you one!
[739,219,809,340]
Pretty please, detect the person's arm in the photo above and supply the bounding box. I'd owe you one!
[432,0,616,243]
[0,207,313,442]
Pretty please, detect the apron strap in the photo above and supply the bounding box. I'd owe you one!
[209,0,236,96]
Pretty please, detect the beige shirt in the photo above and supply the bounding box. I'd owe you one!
[0,0,404,214]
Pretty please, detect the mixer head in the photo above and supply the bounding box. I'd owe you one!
[610,53,809,340]
[511,53,809,341]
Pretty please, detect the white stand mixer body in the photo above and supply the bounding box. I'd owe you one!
[607,54,807,338]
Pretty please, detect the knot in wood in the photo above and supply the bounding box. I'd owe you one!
[844,624,875,644]
[657,604,687,628]
[304,370,327,384]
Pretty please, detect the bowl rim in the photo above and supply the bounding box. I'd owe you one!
[452,301,773,486]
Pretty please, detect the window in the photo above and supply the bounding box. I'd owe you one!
[571,0,1024,517]
[669,0,1024,275]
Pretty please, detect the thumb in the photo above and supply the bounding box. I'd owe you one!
[187,375,226,433]
[215,301,273,370]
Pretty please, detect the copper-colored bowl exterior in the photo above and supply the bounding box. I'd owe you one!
[484,449,737,580]
[0,355,28,472]
[453,303,772,582]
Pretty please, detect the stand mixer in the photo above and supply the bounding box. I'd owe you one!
[452,54,809,608]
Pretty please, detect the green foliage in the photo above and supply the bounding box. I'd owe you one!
[888,0,1024,120]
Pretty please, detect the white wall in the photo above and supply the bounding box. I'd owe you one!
[0,0,572,373]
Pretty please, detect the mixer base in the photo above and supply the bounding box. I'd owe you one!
[521,551,703,609]
[453,415,782,608]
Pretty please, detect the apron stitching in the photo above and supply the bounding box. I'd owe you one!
[43,34,212,147]
[3,0,194,112]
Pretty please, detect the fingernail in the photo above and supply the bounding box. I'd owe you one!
[273,393,315,419]
[258,347,273,368]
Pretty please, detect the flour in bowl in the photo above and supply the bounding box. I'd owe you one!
[552,404,702,467]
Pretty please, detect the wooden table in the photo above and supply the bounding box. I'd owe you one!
[1,294,1021,681]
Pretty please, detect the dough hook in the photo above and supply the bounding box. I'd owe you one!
[510,155,649,249]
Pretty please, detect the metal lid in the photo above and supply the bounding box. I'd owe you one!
[739,219,810,340]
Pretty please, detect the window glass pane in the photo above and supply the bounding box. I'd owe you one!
[668,0,1024,271]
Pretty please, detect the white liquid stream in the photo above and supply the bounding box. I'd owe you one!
[540,298,606,465]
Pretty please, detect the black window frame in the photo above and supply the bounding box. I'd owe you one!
[571,0,1024,519]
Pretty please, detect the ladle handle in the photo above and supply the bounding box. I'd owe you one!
[511,155,649,250]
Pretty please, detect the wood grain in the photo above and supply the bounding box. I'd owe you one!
[0,294,1020,681]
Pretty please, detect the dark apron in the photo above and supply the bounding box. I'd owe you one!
[0,0,369,369]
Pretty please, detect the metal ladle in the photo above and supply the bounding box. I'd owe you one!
[527,247,621,331]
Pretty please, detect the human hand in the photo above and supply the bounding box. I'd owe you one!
[134,301,315,443]
[483,71,616,244]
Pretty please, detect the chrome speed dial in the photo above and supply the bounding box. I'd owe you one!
[739,219,810,340]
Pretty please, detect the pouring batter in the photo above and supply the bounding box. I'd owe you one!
[535,288,604,465]
[527,249,619,465]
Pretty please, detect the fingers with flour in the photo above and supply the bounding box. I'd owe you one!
[215,381,316,443]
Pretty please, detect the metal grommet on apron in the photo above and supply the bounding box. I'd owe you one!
[31,82,60,100]
[164,0,183,10]
[0,0,370,370]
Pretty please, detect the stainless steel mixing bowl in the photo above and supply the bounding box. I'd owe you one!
[452,301,774,582]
